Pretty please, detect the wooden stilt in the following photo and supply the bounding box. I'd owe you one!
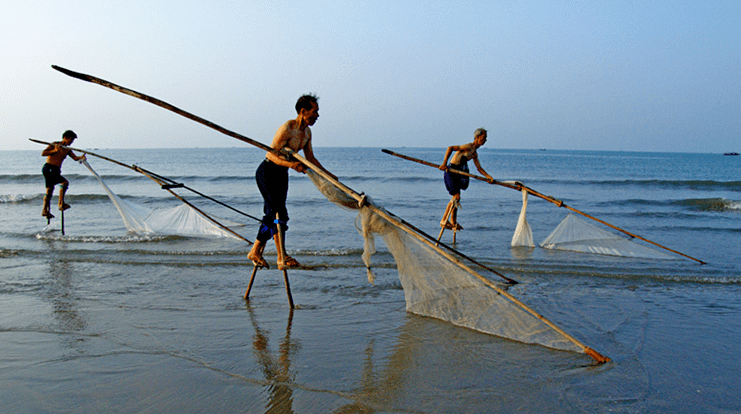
[243,261,294,309]
[275,213,295,309]
[436,223,447,245]
[241,213,295,309]
[436,205,452,245]
[60,209,65,236]
[437,196,458,245]
[281,269,295,309]
[244,265,260,300]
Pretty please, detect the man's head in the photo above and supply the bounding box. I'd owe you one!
[296,94,319,126]
[62,130,77,143]
[474,128,487,146]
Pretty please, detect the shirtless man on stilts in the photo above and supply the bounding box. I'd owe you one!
[438,128,494,231]
[40,130,86,219]
[247,94,335,270]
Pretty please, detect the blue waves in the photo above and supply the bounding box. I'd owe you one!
[672,198,741,212]
[534,178,741,191]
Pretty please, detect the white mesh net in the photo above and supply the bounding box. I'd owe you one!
[540,213,675,259]
[511,188,535,247]
[307,170,585,354]
[83,160,241,238]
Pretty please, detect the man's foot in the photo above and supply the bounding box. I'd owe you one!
[59,203,71,211]
[247,252,269,269]
[247,239,268,269]
[42,211,55,219]
[251,256,270,269]
[277,255,300,270]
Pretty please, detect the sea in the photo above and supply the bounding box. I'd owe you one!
[1,146,740,413]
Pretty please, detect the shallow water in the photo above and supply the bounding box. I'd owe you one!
[1,147,740,413]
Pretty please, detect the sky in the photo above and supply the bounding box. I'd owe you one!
[2,0,739,152]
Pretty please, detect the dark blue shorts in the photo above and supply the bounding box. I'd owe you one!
[42,163,67,189]
[443,163,469,196]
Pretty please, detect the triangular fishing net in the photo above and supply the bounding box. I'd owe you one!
[307,170,585,354]
[511,188,534,247]
[540,213,675,259]
[82,160,240,238]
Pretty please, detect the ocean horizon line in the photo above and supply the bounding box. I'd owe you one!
[5,145,736,156]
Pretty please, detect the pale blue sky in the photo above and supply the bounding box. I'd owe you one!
[2,1,739,152]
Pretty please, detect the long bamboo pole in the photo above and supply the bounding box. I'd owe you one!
[51,65,277,154]
[30,139,253,244]
[382,149,706,264]
[51,65,609,363]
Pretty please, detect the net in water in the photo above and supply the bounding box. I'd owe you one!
[82,160,241,238]
[511,189,675,260]
[307,170,587,355]
[540,213,675,259]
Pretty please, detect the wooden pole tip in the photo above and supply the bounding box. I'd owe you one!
[585,347,611,364]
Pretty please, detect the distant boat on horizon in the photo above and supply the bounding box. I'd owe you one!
[723,152,739,156]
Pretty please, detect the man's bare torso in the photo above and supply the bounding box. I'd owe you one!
[450,143,477,165]
[271,119,311,158]
[43,142,75,167]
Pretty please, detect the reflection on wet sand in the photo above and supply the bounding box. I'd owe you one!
[44,240,88,351]
[245,302,431,413]
[247,304,299,413]
[331,318,422,413]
